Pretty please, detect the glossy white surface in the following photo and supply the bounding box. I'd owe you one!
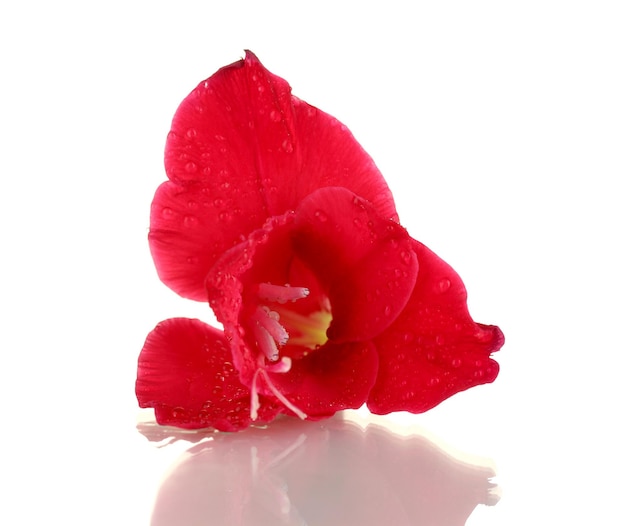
[2,1,624,524]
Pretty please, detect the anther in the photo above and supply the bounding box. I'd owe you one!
[252,323,279,362]
[256,283,309,304]
[251,306,289,345]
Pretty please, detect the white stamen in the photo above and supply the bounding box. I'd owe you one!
[266,356,292,374]
[252,323,279,361]
[250,369,261,420]
[257,283,310,304]
[252,306,289,345]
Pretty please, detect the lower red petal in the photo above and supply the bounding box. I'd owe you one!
[367,240,503,414]
[270,340,379,418]
[136,318,282,431]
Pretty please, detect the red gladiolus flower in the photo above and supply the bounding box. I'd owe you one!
[136,51,504,431]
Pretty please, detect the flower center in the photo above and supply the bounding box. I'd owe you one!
[248,282,332,421]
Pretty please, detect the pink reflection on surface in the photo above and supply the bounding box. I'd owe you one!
[139,414,498,525]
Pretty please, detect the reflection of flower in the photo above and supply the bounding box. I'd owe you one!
[142,415,499,526]
[136,51,504,431]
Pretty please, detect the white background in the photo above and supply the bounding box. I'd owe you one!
[2,1,624,524]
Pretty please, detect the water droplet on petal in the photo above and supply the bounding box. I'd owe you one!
[185,162,198,174]
[161,207,174,218]
[185,128,197,139]
[438,278,451,293]
[384,305,392,316]
[314,210,328,222]
[353,218,362,228]
[183,215,198,227]
[270,110,281,122]
[282,139,293,153]
[219,211,232,222]
[400,250,412,265]
[451,358,462,368]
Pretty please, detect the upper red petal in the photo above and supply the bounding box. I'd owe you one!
[367,240,504,414]
[153,52,397,299]
[136,318,282,430]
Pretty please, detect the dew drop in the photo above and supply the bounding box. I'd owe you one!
[161,207,174,218]
[183,215,198,228]
[270,110,281,122]
[402,332,413,343]
[185,162,198,174]
[187,200,198,210]
[353,218,362,228]
[282,139,293,153]
[438,278,451,293]
[352,196,366,209]
[451,358,462,368]
[314,210,328,222]
[428,376,441,387]
[185,128,197,139]
[219,211,232,222]
[435,335,444,346]
[400,250,412,265]
[186,256,199,265]
[384,305,392,316]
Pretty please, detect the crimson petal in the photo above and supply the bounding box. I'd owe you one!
[153,51,397,300]
[368,240,504,414]
[268,340,379,418]
[292,187,418,342]
[136,318,282,431]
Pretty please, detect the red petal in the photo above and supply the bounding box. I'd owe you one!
[367,241,504,414]
[292,187,418,341]
[136,318,282,430]
[155,52,397,298]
